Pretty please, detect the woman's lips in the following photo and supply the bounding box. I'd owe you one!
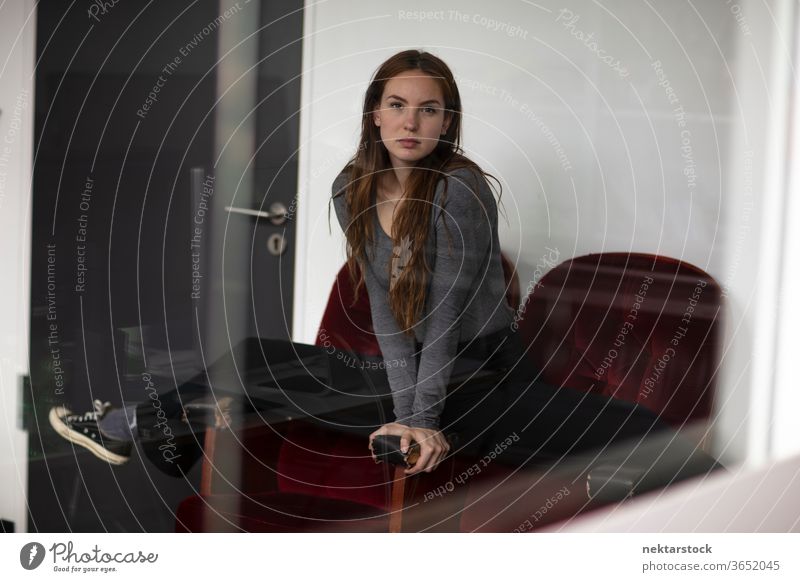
[398,138,420,148]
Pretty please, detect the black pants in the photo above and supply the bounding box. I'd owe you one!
[434,327,673,467]
[136,329,692,476]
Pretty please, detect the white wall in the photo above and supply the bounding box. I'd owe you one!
[295,0,796,467]
[716,0,799,466]
[0,0,35,531]
[773,1,800,461]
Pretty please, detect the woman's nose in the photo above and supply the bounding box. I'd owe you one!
[404,108,419,129]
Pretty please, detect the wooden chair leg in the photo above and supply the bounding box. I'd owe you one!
[200,427,217,496]
[389,465,407,533]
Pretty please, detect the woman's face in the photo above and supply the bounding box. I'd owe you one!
[373,70,451,170]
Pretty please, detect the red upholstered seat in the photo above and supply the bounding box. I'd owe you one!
[274,422,390,510]
[175,418,472,532]
[175,420,393,533]
[514,253,722,427]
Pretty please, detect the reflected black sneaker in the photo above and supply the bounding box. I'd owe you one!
[48,400,132,465]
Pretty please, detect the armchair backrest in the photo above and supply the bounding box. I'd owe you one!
[514,253,723,427]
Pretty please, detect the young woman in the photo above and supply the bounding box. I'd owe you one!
[50,50,692,483]
[329,49,677,476]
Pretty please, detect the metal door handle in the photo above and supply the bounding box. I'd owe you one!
[224,201,289,225]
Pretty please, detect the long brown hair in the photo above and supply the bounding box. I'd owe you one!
[330,49,502,336]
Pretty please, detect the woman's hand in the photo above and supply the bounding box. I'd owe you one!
[368,422,451,475]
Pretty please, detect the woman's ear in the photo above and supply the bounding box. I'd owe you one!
[441,112,452,135]
[373,110,381,126]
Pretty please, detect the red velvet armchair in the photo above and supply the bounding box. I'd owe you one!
[459,252,724,531]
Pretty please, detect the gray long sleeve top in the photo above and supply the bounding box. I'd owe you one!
[331,166,515,429]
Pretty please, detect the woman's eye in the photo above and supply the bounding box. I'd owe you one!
[387,103,437,113]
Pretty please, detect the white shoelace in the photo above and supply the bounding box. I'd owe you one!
[68,399,112,423]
